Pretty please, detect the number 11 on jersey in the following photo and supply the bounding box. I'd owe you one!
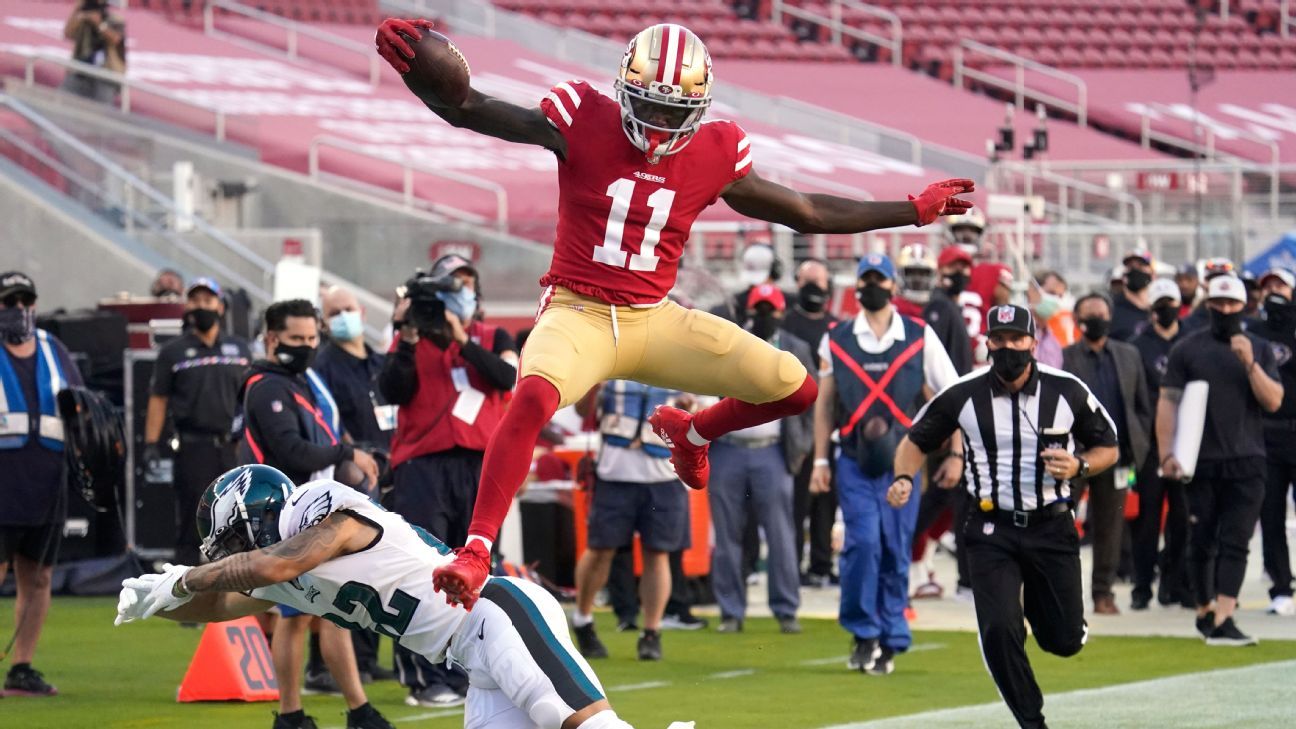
[592,177,675,273]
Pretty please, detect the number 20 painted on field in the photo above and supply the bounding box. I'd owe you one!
[592,178,675,273]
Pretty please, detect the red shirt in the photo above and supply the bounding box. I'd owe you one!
[538,81,752,305]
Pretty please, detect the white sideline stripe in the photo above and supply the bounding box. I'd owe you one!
[608,680,672,692]
[816,659,1296,729]
[797,643,948,667]
[707,668,756,680]
[545,92,572,126]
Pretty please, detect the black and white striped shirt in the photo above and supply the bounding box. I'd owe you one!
[908,364,1118,512]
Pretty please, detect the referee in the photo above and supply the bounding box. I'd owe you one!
[888,304,1119,729]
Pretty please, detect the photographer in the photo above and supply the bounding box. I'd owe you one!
[62,0,125,103]
[377,255,517,707]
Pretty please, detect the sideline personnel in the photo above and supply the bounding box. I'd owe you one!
[888,304,1118,729]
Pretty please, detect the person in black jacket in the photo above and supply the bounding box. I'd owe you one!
[238,299,387,729]
[1249,268,1296,617]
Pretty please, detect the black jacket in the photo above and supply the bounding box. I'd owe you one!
[238,361,353,485]
[1062,339,1153,468]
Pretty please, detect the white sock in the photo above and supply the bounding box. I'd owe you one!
[577,709,634,729]
[467,536,493,552]
[685,423,709,447]
[571,611,593,628]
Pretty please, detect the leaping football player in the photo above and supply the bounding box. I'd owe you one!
[374,19,976,608]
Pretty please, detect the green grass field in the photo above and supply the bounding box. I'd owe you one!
[3,597,1295,729]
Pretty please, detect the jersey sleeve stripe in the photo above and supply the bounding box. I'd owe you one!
[544,91,573,126]
[737,135,750,153]
[555,81,581,109]
[735,152,752,172]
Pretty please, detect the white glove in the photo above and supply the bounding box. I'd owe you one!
[114,572,164,626]
[121,563,194,622]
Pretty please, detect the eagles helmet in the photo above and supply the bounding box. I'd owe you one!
[196,465,294,562]
[615,24,713,163]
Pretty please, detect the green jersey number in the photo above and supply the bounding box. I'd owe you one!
[324,581,420,639]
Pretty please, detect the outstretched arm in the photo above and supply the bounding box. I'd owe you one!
[721,171,974,234]
[376,19,566,157]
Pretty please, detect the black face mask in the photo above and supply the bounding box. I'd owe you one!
[857,284,892,312]
[1079,317,1110,342]
[274,343,316,374]
[184,308,220,333]
[1152,305,1179,329]
[1181,288,1196,307]
[1208,308,1244,342]
[0,307,36,345]
[990,347,1034,382]
[1265,294,1295,328]
[749,312,780,341]
[944,272,969,297]
[1125,270,1152,293]
[797,283,828,313]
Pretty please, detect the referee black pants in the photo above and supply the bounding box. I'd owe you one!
[965,509,1086,729]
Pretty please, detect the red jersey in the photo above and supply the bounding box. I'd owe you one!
[538,81,753,305]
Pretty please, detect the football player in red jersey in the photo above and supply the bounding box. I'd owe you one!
[376,19,976,609]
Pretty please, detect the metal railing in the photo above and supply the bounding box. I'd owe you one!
[952,39,1088,127]
[203,0,382,86]
[12,52,229,141]
[307,135,509,233]
[0,94,275,304]
[769,0,902,67]
[1284,0,1294,39]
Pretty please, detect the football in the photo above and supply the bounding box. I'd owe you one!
[400,30,471,108]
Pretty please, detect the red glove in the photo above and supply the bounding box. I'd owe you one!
[908,178,976,227]
[375,18,436,74]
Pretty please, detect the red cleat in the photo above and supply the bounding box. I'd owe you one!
[433,540,492,610]
[648,406,710,490]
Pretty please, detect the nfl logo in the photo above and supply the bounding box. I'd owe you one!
[868,254,882,265]
[996,306,1016,324]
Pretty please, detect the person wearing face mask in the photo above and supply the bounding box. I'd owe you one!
[706,284,815,635]
[145,277,251,566]
[1159,274,1283,646]
[1129,279,1191,611]
[1175,263,1201,319]
[1062,294,1153,616]
[376,255,518,707]
[0,271,83,697]
[711,243,783,326]
[935,245,979,373]
[1247,268,1296,617]
[1110,250,1156,341]
[780,259,842,587]
[888,304,1119,728]
[238,299,387,729]
[811,254,960,675]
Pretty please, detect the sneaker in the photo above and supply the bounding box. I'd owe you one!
[432,540,492,610]
[360,665,398,683]
[648,406,710,490]
[637,630,663,661]
[866,646,896,675]
[1267,595,1295,616]
[3,664,57,697]
[848,638,880,672]
[1195,611,1216,640]
[661,612,708,631]
[272,711,319,729]
[716,617,743,633]
[1130,593,1151,611]
[574,623,609,659]
[347,702,395,729]
[912,578,944,600]
[953,585,975,604]
[303,669,340,695]
[1205,617,1259,647]
[778,616,803,634]
[405,684,467,708]
[615,618,640,633]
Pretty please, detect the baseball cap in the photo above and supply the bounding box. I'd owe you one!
[1122,249,1153,267]
[1176,262,1199,279]
[937,245,973,269]
[186,277,222,299]
[856,252,895,280]
[430,253,477,280]
[1206,274,1246,303]
[1148,278,1181,305]
[1202,257,1236,280]
[746,283,786,311]
[0,271,36,300]
[1259,268,1296,289]
[986,304,1035,337]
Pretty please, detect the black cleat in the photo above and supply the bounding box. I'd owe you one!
[3,664,57,697]
[272,710,319,729]
[574,622,608,659]
[347,702,395,729]
[1205,617,1258,647]
[716,617,744,633]
[866,646,896,675]
[637,629,663,661]
[848,638,880,672]
[1195,611,1216,640]
[303,669,340,695]
[660,611,708,630]
[1130,594,1151,611]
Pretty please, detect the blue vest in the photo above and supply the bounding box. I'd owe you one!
[306,368,341,441]
[0,330,68,452]
[828,316,927,475]
[599,380,673,458]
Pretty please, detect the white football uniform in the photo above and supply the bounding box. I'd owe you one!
[249,480,606,729]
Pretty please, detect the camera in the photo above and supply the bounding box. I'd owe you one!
[398,269,462,334]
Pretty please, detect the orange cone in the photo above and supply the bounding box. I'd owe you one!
[177,616,280,702]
